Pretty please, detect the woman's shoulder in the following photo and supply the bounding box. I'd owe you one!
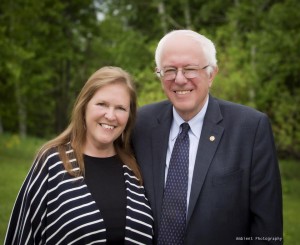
[33,143,74,172]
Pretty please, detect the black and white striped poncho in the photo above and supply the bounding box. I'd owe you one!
[4,147,154,244]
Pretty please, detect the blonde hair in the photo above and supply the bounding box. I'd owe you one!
[36,66,142,183]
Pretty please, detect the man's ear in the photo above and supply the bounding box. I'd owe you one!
[209,66,218,87]
[155,67,160,78]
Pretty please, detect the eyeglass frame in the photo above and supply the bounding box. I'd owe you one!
[156,64,210,81]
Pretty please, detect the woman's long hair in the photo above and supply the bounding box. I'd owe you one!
[36,66,142,183]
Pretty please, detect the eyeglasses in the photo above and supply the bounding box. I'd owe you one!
[156,65,209,81]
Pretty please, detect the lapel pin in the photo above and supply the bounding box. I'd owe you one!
[209,136,215,142]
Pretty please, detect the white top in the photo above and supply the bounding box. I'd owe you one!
[165,97,209,210]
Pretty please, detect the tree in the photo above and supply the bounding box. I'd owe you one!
[0,0,299,157]
[253,0,300,157]
[0,0,99,137]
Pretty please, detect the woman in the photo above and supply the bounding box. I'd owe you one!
[5,66,153,244]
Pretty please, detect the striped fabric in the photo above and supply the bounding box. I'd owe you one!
[5,147,153,245]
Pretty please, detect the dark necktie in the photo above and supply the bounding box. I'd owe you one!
[158,122,190,245]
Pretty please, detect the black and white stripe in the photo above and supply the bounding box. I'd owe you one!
[5,147,153,245]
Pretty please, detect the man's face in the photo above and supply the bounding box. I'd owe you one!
[159,35,217,121]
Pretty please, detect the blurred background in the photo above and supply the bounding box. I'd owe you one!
[0,0,299,243]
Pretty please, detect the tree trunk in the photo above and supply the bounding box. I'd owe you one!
[15,79,27,138]
[181,0,192,29]
[0,115,3,134]
[55,58,71,134]
[157,1,168,34]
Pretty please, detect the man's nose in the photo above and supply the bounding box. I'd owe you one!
[174,69,188,85]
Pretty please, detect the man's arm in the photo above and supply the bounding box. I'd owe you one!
[250,114,283,244]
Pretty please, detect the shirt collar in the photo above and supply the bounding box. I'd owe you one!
[170,96,209,141]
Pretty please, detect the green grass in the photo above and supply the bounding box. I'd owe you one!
[0,133,299,244]
[280,159,300,244]
[0,134,46,243]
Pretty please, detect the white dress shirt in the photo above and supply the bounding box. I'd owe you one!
[165,97,209,210]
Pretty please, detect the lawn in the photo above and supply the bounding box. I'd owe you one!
[0,133,299,244]
[0,134,46,243]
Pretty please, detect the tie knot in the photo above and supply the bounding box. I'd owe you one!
[180,123,190,136]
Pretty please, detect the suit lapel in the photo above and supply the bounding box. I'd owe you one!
[151,103,173,225]
[187,96,224,223]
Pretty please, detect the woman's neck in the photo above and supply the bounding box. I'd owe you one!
[83,142,116,158]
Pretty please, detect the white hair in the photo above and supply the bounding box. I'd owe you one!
[155,30,218,75]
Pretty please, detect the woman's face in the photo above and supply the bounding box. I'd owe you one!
[84,82,130,156]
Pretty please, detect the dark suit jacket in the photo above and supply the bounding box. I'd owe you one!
[132,95,283,245]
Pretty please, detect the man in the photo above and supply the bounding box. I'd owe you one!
[132,30,283,244]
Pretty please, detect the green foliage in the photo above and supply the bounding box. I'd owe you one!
[0,0,99,136]
[271,90,300,157]
[210,0,300,158]
[252,0,300,157]
[0,0,299,157]
[135,68,166,106]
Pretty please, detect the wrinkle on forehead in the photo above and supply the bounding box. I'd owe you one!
[160,36,207,68]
